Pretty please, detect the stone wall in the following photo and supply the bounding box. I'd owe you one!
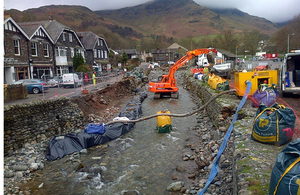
[184,73,235,128]
[4,98,84,156]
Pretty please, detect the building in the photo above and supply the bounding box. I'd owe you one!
[40,19,85,75]
[150,43,188,63]
[19,22,55,80]
[116,49,140,60]
[77,31,109,72]
[4,17,30,84]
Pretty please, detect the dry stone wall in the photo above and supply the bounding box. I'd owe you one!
[4,98,84,156]
[184,73,235,129]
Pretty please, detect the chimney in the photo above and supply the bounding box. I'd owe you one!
[49,12,53,21]
[4,12,11,18]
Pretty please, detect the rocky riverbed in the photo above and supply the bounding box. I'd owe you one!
[4,68,285,195]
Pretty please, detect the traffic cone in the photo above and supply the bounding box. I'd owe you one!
[55,92,58,97]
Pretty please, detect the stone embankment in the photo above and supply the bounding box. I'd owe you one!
[3,76,139,195]
[4,99,84,157]
[183,72,283,195]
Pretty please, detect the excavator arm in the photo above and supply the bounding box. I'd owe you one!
[149,48,217,99]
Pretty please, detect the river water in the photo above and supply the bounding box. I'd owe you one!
[24,85,200,195]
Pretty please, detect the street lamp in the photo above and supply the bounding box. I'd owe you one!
[235,46,239,70]
[287,33,295,53]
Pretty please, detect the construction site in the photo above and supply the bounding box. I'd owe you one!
[4,49,300,195]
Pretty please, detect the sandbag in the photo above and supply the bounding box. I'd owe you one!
[84,123,105,134]
[156,110,172,133]
[156,110,172,127]
[269,139,300,195]
[46,92,147,161]
[251,103,296,146]
[252,84,278,107]
[156,124,172,133]
[252,89,277,107]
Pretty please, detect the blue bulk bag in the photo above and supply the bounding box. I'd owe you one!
[269,139,300,195]
[84,123,105,134]
[251,103,296,146]
[252,89,277,107]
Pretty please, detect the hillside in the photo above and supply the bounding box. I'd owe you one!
[4,5,141,49]
[5,0,279,49]
[95,0,279,37]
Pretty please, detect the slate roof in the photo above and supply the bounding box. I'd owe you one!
[168,43,188,51]
[4,17,30,40]
[116,49,140,55]
[18,22,54,43]
[216,48,236,58]
[41,20,70,43]
[18,20,83,48]
[77,31,98,50]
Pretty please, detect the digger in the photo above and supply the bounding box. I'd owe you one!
[148,48,217,99]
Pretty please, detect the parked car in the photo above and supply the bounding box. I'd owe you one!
[61,73,83,88]
[13,79,49,94]
[47,76,62,87]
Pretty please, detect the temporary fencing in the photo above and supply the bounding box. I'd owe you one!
[38,70,122,100]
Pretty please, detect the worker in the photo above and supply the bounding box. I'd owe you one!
[259,80,268,91]
[203,66,209,75]
[92,72,96,87]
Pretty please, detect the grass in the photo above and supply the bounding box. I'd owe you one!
[246,175,270,195]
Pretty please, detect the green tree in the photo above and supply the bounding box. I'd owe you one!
[73,53,85,71]
[122,52,129,66]
[76,64,94,72]
[241,30,264,56]
[214,30,238,53]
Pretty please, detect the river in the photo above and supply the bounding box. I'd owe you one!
[23,84,201,195]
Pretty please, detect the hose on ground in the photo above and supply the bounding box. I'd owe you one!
[106,89,236,125]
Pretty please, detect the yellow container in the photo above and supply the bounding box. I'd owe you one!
[207,74,216,86]
[234,70,278,96]
[210,76,226,89]
[156,110,172,127]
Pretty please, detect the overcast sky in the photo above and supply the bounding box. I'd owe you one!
[4,0,300,23]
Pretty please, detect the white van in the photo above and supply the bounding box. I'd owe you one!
[281,50,300,96]
[61,73,82,88]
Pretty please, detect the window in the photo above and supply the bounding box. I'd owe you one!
[94,49,97,58]
[69,33,73,42]
[43,44,49,57]
[97,39,100,46]
[104,51,108,58]
[13,39,20,55]
[101,50,104,58]
[55,47,67,56]
[62,32,66,41]
[70,48,74,58]
[100,40,103,46]
[98,50,101,58]
[31,42,38,56]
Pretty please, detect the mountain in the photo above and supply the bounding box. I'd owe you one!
[95,0,279,37]
[5,0,279,49]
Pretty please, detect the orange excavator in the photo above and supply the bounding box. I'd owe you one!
[148,48,217,99]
